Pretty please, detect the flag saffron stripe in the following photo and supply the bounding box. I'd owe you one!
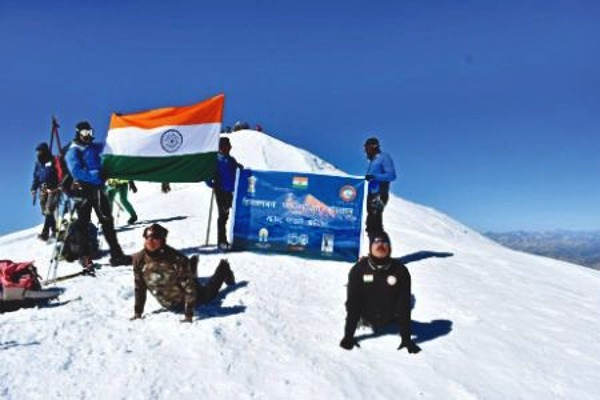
[109,94,224,130]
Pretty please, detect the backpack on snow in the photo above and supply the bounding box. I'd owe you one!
[0,260,63,312]
[0,260,42,301]
[60,220,100,262]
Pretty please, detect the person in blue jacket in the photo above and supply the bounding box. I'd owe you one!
[30,142,59,241]
[206,137,243,250]
[65,121,131,272]
[364,137,396,240]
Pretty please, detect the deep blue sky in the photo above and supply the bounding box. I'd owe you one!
[1,0,599,235]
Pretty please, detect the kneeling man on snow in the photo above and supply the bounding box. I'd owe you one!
[131,224,235,322]
[340,231,421,353]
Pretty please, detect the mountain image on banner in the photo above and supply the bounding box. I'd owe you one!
[102,94,224,182]
[1,129,600,399]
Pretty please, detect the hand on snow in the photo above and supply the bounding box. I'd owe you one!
[398,339,421,354]
[340,336,360,350]
[130,313,143,321]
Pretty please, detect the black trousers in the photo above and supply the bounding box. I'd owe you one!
[366,192,389,240]
[195,263,229,305]
[215,190,233,244]
[75,186,124,259]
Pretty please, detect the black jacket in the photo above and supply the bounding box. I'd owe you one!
[344,257,412,341]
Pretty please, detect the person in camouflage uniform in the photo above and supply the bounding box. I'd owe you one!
[131,223,236,322]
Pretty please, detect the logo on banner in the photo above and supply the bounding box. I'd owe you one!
[256,228,270,249]
[339,185,357,202]
[321,234,334,254]
[248,175,257,196]
[258,228,269,242]
[160,129,183,153]
[292,176,308,189]
[287,233,309,252]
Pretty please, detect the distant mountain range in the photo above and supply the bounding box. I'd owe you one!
[485,230,600,270]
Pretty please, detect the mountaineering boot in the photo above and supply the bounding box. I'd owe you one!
[80,256,96,277]
[37,232,49,242]
[217,259,235,286]
[127,215,138,225]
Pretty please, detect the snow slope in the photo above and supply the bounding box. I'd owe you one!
[1,130,599,399]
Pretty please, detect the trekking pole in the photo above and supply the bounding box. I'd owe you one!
[205,189,215,246]
[46,200,72,283]
[114,198,124,225]
[50,116,61,152]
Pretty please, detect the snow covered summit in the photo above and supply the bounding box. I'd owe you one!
[1,130,600,399]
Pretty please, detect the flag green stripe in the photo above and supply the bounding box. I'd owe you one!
[102,152,217,182]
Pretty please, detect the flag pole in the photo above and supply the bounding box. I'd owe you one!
[205,189,215,246]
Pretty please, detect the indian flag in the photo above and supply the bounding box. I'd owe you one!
[292,176,308,189]
[102,94,224,182]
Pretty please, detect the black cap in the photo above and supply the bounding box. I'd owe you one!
[76,121,92,132]
[369,231,391,247]
[143,223,169,239]
[364,137,380,147]
[36,142,50,151]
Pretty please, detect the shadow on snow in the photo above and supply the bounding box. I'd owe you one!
[396,250,454,265]
[355,295,453,345]
[149,280,249,321]
[115,215,188,233]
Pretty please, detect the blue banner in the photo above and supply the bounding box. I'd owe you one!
[232,170,365,261]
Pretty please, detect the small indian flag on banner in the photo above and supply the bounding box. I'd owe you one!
[102,94,224,182]
[292,176,308,189]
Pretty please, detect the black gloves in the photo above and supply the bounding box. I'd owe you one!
[340,336,360,350]
[129,181,138,193]
[370,195,385,212]
[365,174,374,181]
[398,339,421,354]
[237,162,244,170]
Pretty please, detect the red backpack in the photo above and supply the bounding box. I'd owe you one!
[0,260,42,300]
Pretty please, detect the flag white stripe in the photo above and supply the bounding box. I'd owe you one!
[104,123,220,157]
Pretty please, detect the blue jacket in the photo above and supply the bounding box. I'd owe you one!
[207,153,240,193]
[31,161,59,191]
[65,141,105,186]
[366,151,396,194]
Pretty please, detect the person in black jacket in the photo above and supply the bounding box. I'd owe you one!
[340,231,421,353]
[30,142,59,241]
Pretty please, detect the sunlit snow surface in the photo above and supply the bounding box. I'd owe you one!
[1,131,599,399]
